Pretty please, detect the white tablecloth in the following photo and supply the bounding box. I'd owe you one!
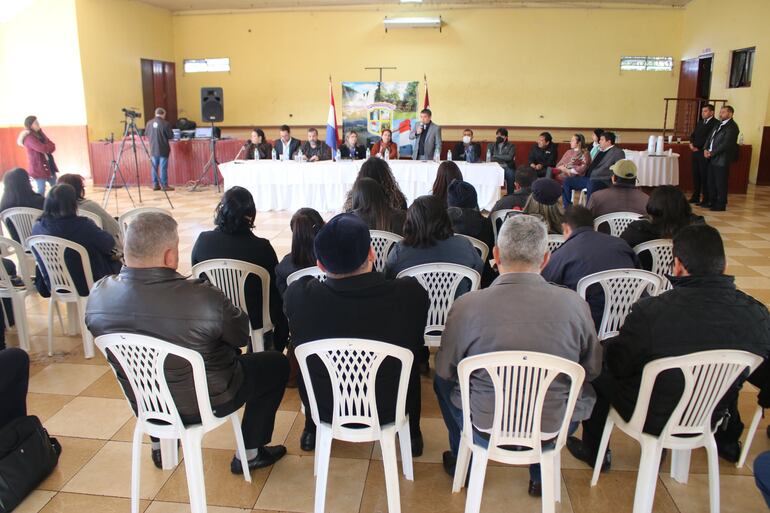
[623,150,679,187]
[218,160,504,212]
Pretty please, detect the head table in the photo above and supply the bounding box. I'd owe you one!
[218,159,505,213]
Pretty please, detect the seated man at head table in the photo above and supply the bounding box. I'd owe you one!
[339,130,367,160]
[527,131,558,178]
[274,124,301,161]
[300,127,332,161]
[452,128,482,163]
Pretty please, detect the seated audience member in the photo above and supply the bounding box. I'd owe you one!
[490,128,517,194]
[0,167,45,242]
[340,130,366,160]
[275,208,325,297]
[446,180,495,287]
[371,129,398,159]
[562,131,624,206]
[244,128,272,160]
[191,186,289,351]
[274,125,300,160]
[490,167,536,214]
[523,178,565,234]
[586,160,649,218]
[300,128,332,161]
[86,212,289,472]
[350,177,406,235]
[528,132,558,177]
[452,128,482,163]
[432,160,464,207]
[57,173,122,245]
[343,157,407,211]
[621,185,703,249]
[284,213,430,454]
[541,206,639,328]
[567,224,770,468]
[756,452,770,508]
[435,214,601,496]
[553,134,591,184]
[32,184,121,296]
[0,347,29,429]
[589,128,603,160]
[385,195,483,282]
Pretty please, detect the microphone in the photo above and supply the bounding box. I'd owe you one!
[242,140,251,147]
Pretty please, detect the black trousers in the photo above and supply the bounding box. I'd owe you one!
[691,151,709,202]
[0,348,29,430]
[707,163,730,209]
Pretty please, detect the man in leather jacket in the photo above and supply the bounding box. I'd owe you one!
[86,212,288,473]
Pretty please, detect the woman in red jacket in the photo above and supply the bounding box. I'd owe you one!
[17,115,57,194]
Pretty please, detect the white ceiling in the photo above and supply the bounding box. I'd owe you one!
[139,0,692,13]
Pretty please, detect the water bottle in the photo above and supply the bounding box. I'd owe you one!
[335,149,342,162]
[447,149,453,162]
[296,149,303,162]
[254,147,260,160]
[433,148,440,163]
[384,148,390,161]
[486,147,492,163]
[271,148,277,161]
[366,147,371,160]
[738,133,744,145]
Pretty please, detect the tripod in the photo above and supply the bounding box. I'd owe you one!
[190,122,220,192]
[101,132,136,211]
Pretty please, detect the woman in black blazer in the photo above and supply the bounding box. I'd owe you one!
[275,208,326,297]
[191,186,288,351]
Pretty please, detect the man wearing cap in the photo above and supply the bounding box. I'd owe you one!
[283,214,430,455]
[586,159,649,218]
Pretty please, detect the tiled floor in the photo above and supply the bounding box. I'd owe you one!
[7,183,770,513]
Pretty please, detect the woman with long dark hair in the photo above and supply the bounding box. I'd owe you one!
[351,178,406,235]
[244,128,272,160]
[553,133,591,184]
[343,157,407,211]
[1,168,45,242]
[191,186,288,351]
[275,208,326,297]
[17,115,57,194]
[431,160,464,207]
[371,129,398,159]
[57,174,122,245]
[621,185,704,250]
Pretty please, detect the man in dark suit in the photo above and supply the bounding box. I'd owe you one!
[273,125,300,161]
[284,214,430,456]
[452,128,482,163]
[409,108,442,160]
[689,104,719,205]
[704,105,740,211]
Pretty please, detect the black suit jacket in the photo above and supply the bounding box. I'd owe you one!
[340,144,367,160]
[452,142,482,163]
[690,117,719,151]
[274,138,301,159]
[706,119,740,167]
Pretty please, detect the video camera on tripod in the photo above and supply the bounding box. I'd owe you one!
[121,108,142,118]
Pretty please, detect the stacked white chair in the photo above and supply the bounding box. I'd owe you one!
[456,234,489,263]
[286,266,327,286]
[633,239,674,291]
[452,351,585,513]
[78,209,104,228]
[27,235,95,358]
[95,333,252,513]
[546,234,566,253]
[118,207,172,239]
[396,263,481,347]
[370,230,403,273]
[593,212,644,237]
[577,269,663,341]
[192,259,273,352]
[295,338,414,513]
[590,350,763,513]
[0,236,35,350]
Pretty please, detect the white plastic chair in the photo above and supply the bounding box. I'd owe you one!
[27,235,95,358]
[577,269,662,341]
[578,188,588,206]
[452,351,585,513]
[593,212,644,237]
[0,237,35,351]
[456,234,489,263]
[396,263,481,347]
[546,234,566,253]
[295,338,414,513]
[0,207,42,249]
[118,207,171,239]
[490,209,515,243]
[370,230,403,273]
[591,350,763,513]
[633,239,674,291]
[286,266,327,286]
[737,404,762,469]
[192,258,273,352]
[78,209,103,228]
[95,333,251,513]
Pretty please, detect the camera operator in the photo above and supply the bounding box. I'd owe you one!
[144,107,175,191]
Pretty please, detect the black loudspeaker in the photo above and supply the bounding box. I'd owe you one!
[200,87,224,122]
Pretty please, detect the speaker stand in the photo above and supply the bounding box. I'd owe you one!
[190,122,220,192]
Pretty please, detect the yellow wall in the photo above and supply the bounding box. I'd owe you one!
[0,0,87,126]
[172,6,682,131]
[75,0,174,140]
[682,0,770,180]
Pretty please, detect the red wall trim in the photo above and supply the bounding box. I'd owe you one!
[0,125,91,178]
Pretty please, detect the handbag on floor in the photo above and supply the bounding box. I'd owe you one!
[0,416,61,513]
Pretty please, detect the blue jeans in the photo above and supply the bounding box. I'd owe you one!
[503,166,516,195]
[34,176,56,195]
[151,156,169,186]
[755,451,770,508]
[562,177,610,207]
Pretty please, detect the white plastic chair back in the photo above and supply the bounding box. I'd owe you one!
[0,236,34,290]
[370,230,403,273]
[78,209,103,228]
[577,269,662,340]
[0,237,33,350]
[634,239,674,291]
[27,235,93,300]
[119,207,171,238]
[286,266,327,286]
[396,263,481,347]
[0,207,42,248]
[593,212,644,237]
[547,234,566,253]
[456,234,489,263]
[490,209,515,242]
[192,258,272,351]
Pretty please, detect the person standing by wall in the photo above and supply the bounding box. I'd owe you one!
[144,107,175,191]
[17,115,57,194]
[704,105,739,212]
[688,104,719,205]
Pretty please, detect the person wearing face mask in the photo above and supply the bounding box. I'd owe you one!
[451,129,481,163]
[489,128,517,194]
[409,108,442,161]
[371,129,399,159]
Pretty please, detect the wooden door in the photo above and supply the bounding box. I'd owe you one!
[674,58,699,139]
[141,59,178,128]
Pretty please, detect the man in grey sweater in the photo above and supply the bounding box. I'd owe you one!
[434,214,602,497]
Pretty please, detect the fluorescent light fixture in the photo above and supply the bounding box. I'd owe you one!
[383,16,442,30]
[399,0,423,3]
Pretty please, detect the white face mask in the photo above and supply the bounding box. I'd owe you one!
[462,135,471,144]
